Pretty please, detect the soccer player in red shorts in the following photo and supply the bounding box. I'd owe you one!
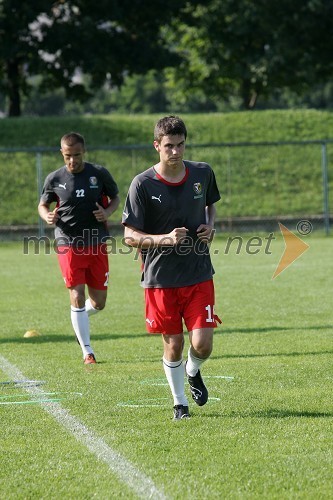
[122,116,221,420]
[38,132,119,364]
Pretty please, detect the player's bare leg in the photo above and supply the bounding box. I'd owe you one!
[188,327,213,361]
[163,333,184,361]
[87,287,107,315]
[69,284,86,308]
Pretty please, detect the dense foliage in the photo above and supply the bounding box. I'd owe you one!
[0,0,197,116]
[1,1,333,116]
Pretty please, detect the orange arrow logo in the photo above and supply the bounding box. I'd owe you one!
[272,223,309,279]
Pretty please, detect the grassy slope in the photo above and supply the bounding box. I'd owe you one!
[0,110,332,225]
[1,109,333,147]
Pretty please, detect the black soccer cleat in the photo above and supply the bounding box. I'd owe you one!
[186,368,208,406]
[173,404,190,420]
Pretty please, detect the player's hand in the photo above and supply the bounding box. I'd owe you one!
[46,207,59,225]
[196,224,215,242]
[165,227,188,245]
[93,202,108,222]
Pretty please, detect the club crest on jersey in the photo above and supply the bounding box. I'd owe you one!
[89,176,98,188]
[193,182,203,198]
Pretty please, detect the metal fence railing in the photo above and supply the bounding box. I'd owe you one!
[0,140,331,238]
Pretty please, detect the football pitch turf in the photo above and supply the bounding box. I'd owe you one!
[0,231,332,498]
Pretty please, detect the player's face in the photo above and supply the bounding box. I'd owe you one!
[154,134,186,168]
[61,142,85,174]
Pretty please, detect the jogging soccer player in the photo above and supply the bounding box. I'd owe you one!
[38,132,120,364]
[122,116,221,420]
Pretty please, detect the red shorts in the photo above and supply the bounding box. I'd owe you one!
[57,244,109,289]
[144,280,222,335]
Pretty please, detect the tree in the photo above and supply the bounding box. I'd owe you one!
[0,0,199,116]
[161,0,333,109]
[0,1,51,116]
[2,0,333,116]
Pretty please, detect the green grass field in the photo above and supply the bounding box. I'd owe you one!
[0,232,332,498]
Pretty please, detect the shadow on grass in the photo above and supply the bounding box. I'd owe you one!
[205,409,333,418]
[204,408,333,419]
[0,332,148,344]
[212,350,333,360]
[215,324,332,335]
[253,409,333,418]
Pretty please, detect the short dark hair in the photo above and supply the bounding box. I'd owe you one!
[60,132,85,148]
[154,116,187,143]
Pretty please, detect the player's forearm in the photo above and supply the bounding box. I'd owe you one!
[206,204,216,227]
[38,203,51,222]
[105,195,120,218]
[124,226,173,248]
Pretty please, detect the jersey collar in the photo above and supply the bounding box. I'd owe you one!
[153,166,189,186]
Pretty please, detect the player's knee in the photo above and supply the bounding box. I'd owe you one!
[192,341,213,359]
[203,345,213,358]
[91,300,106,311]
[70,290,85,309]
[199,346,212,359]
[163,334,184,360]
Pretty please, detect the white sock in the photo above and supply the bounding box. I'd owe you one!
[85,298,99,317]
[163,357,188,406]
[70,306,93,358]
[186,347,205,377]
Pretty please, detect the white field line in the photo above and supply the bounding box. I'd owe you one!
[0,355,166,500]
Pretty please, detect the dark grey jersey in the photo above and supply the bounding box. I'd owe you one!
[40,162,119,246]
[122,160,221,288]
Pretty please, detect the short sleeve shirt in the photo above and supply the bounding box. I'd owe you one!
[40,162,119,246]
[122,160,221,288]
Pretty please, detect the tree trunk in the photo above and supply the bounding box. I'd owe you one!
[241,79,258,110]
[7,60,21,117]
